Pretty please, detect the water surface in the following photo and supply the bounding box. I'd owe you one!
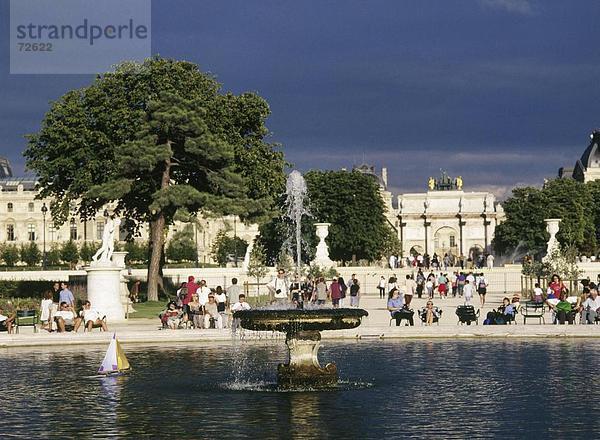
[1,339,599,438]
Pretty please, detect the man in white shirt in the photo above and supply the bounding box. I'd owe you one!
[231,294,251,334]
[581,288,600,324]
[75,300,107,332]
[198,280,211,306]
[268,269,290,300]
[54,302,76,333]
[487,254,494,269]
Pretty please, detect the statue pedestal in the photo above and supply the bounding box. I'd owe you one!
[85,263,126,322]
[277,330,337,389]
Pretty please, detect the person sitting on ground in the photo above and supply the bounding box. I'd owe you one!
[54,302,77,333]
[580,288,600,324]
[40,290,55,332]
[387,288,414,326]
[0,307,15,333]
[423,300,440,325]
[231,293,251,334]
[161,301,183,330]
[550,292,574,325]
[187,294,203,329]
[204,294,223,329]
[75,300,108,332]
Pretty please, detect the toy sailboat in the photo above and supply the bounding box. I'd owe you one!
[98,333,131,375]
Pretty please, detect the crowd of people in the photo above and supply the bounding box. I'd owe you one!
[388,252,495,271]
[531,274,600,325]
[0,281,108,334]
[159,270,364,331]
[381,270,489,308]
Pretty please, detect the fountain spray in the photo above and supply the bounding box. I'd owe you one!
[285,171,309,274]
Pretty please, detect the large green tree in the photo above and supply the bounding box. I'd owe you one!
[493,179,597,256]
[258,170,398,264]
[25,57,285,300]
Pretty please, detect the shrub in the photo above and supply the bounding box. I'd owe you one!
[1,243,21,266]
[20,242,42,267]
[79,241,99,263]
[60,240,79,267]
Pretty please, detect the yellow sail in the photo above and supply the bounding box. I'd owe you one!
[115,339,131,371]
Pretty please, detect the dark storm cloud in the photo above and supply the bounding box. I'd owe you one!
[1,0,599,199]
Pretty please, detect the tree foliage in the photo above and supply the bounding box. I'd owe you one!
[258,170,396,264]
[25,57,286,300]
[493,179,597,256]
[210,231,248,266]
[166,225,197,263]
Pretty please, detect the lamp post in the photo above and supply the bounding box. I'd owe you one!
[70,217,76,240]
[41,203,48,269]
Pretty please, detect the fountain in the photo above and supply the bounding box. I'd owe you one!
[285,170,309,273]
[235,170,367,389]
[234,308,368,388]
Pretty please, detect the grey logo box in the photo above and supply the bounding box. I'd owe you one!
[10,0,151,74]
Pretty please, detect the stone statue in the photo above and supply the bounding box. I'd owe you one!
[428,177,435,190]
[456,176,463,190]
[92,217,121,263]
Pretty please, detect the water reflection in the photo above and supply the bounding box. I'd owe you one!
[2,340,600,438]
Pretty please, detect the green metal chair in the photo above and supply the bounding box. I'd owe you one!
[15,310,39,333]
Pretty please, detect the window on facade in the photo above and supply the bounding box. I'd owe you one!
[28,223,36,241]
[49,223,55,241]
[6,224,15,241]
[7,202,13,212]
[70,224,78,241]
[96,220,105,240]
[28,202,34,212]
[449,235,456,248]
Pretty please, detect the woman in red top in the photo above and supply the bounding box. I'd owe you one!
[547,274,566,299]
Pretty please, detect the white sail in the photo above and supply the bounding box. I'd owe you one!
[98,334,119,374]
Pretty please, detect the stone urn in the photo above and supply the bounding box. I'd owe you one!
[313,223,334,267]
[543,218,561,263]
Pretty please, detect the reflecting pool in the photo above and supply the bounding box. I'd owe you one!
[1,339,599,438]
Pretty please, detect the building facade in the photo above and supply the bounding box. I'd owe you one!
[355,165,504,259]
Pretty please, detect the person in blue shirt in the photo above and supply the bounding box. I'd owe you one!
[59,282,75,308]
[387,288,414,326]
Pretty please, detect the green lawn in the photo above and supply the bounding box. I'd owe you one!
[128,301,165,319]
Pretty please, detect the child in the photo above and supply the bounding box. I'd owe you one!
[533,283,544,303]
[463,280,474,305]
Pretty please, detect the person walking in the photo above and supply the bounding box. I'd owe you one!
[477,273,488,308]
[378,276,386,299]
[349,278,360,307]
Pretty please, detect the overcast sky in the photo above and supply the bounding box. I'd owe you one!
[1,0,599,199]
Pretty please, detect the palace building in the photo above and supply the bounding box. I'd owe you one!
[355,164,505,259]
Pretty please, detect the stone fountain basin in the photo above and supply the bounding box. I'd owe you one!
[233,308,368,332]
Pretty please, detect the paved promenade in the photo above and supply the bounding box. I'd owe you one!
[2,293,600,348]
